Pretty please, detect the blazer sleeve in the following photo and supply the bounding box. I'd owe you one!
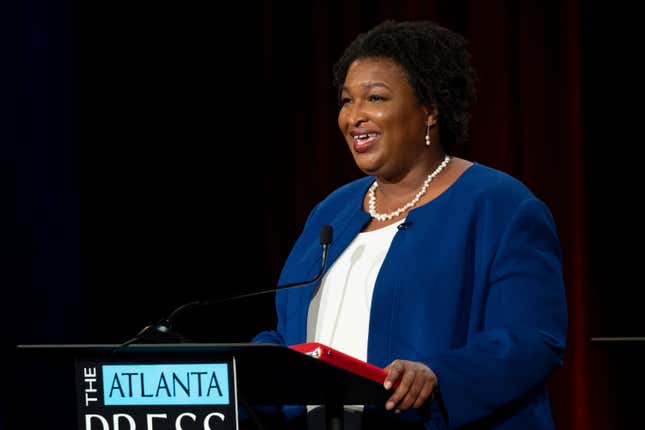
[251,202,322,346]
[426,198,568,428]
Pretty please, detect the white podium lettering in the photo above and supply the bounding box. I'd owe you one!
[204,412,225,430]
[146,413,167,430]
[85,414,109,430]
[175,412,197,430]
[114,413,136,430]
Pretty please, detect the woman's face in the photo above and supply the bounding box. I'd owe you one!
[338,57,431,180]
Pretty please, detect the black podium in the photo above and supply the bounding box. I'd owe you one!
[17,343,389,430]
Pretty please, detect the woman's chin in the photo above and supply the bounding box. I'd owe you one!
[354,160,380,176]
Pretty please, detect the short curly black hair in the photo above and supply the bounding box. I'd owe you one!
[333,20,477,152]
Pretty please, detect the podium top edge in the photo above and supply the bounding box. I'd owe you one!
[17,343,280,348]
[589,337,645,350]
[589,337,645,342]
[16,343,284,353]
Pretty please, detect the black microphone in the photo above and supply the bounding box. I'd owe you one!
[117,225,333,348]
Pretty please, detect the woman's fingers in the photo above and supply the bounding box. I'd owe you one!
[383,359,403,390]
[383,360,437,411]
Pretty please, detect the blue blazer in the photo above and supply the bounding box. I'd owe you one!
[254,163,567,429]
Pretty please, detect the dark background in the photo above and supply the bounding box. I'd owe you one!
[2,0,643,428]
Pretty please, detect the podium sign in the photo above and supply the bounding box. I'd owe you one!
[76,357,238,430]
[18,343,389,430]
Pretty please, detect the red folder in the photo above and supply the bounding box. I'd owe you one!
[289,342,387,385]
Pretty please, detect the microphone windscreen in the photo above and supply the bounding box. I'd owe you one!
[320,225,333,245]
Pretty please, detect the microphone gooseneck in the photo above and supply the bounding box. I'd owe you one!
[117,225,334,349]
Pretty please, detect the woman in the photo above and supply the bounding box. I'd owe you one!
[254,20,567,429]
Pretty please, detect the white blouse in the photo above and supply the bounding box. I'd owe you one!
[307,218,404,357]
[305,218,404,428]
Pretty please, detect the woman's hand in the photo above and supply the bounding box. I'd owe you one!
[383,359,437,412]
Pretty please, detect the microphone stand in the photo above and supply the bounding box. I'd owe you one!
[116,226,333,350]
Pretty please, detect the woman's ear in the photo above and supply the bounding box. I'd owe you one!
[426,105,439,127]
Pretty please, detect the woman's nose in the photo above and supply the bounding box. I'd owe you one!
[346,102,368,126]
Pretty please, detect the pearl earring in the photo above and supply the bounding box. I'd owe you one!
[425,122,431,147]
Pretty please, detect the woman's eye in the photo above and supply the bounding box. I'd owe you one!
[339,97,351,107]
[368,94,385,102]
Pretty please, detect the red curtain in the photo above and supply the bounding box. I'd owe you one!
[468,1,588,427]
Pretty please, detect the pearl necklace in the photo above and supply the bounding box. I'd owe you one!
[367,155,451,221]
